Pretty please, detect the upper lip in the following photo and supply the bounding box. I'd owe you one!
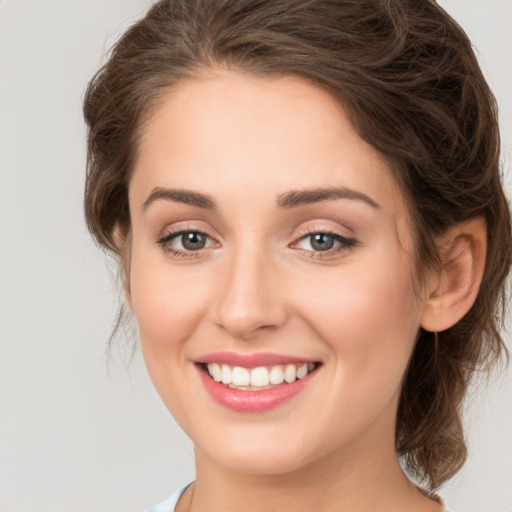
[196,351,319,368]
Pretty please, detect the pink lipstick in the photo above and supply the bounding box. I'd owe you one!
[195,352,320,412]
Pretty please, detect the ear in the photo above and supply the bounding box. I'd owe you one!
[420,217,487,332]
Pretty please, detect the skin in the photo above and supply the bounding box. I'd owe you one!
[127,71,451,511]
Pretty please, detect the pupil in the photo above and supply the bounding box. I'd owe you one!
[182,232,206,250]
[311,233,334,251]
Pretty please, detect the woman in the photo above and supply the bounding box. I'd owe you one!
[83,1,511,510]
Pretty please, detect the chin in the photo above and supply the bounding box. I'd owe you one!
[195,430,327,476]
[214,450,312,476]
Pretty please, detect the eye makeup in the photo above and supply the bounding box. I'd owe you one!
[155,222,358,262]
[156,226,218,259]
[291,229,357,259]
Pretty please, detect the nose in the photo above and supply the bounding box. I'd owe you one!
[213,245,288,340]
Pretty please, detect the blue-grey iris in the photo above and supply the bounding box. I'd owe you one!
[182,232,206,250]
[311,233,334,251]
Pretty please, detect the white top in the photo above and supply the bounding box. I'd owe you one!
[148,485,189,512]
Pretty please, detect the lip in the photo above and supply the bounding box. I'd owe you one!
[196,358,320,413]
[196,351,317,368]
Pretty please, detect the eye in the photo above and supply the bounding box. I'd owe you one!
[156,229,217,257]
[293,231,357,255]
[178,231,208,251]
[305,233,336,251]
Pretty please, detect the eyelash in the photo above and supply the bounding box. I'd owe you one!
[291,229,357,259]
[156,227,357,260]
[156,227,216,260]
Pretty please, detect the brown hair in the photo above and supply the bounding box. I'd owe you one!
[83,0,512,489]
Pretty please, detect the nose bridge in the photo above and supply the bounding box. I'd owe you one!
[214,238,286,339]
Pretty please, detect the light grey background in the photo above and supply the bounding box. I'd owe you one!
[0,1,510,511]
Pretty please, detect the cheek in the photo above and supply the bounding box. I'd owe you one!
[298,264,421,435]
[129,249,209,360]
[128,252,214,424]
[296,257,421,378]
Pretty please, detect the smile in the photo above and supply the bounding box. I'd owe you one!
[196,353,321,412]
[203,362,317,390]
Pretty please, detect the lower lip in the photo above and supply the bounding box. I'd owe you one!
[197,365,318,412]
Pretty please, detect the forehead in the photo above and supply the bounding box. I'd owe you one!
[131,72,408,224]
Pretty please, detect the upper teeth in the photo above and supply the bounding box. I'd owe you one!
[206,363,315,388]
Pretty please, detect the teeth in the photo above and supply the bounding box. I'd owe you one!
[221,364,232,384]
[251,367,270,386]
[207,363,221,382]
[269,365,284,385]
[296,363,308,379]
[232,366,250,386]
[284,364,296,383]
[205,362,317,389]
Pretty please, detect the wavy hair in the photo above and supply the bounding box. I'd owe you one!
[83,0,511,489]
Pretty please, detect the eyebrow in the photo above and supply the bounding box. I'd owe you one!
[142,187,216,210]
[277,187,380,209]
[142,185,380,211]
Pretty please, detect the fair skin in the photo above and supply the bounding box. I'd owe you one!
[126,72,486,512]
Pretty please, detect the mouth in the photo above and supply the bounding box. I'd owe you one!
[195,354,321,412]
[200,361,319,391]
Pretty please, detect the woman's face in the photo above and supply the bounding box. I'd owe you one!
[128,72,429,475]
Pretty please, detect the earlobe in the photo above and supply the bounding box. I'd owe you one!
[420,218,487,332]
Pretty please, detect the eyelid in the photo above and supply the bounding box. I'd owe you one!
[155,220,217,242]
[157,228,215,246]
[155,223,220,259]
[154,220,357,260]
[290,224,358,258]
[292,220,356,243]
